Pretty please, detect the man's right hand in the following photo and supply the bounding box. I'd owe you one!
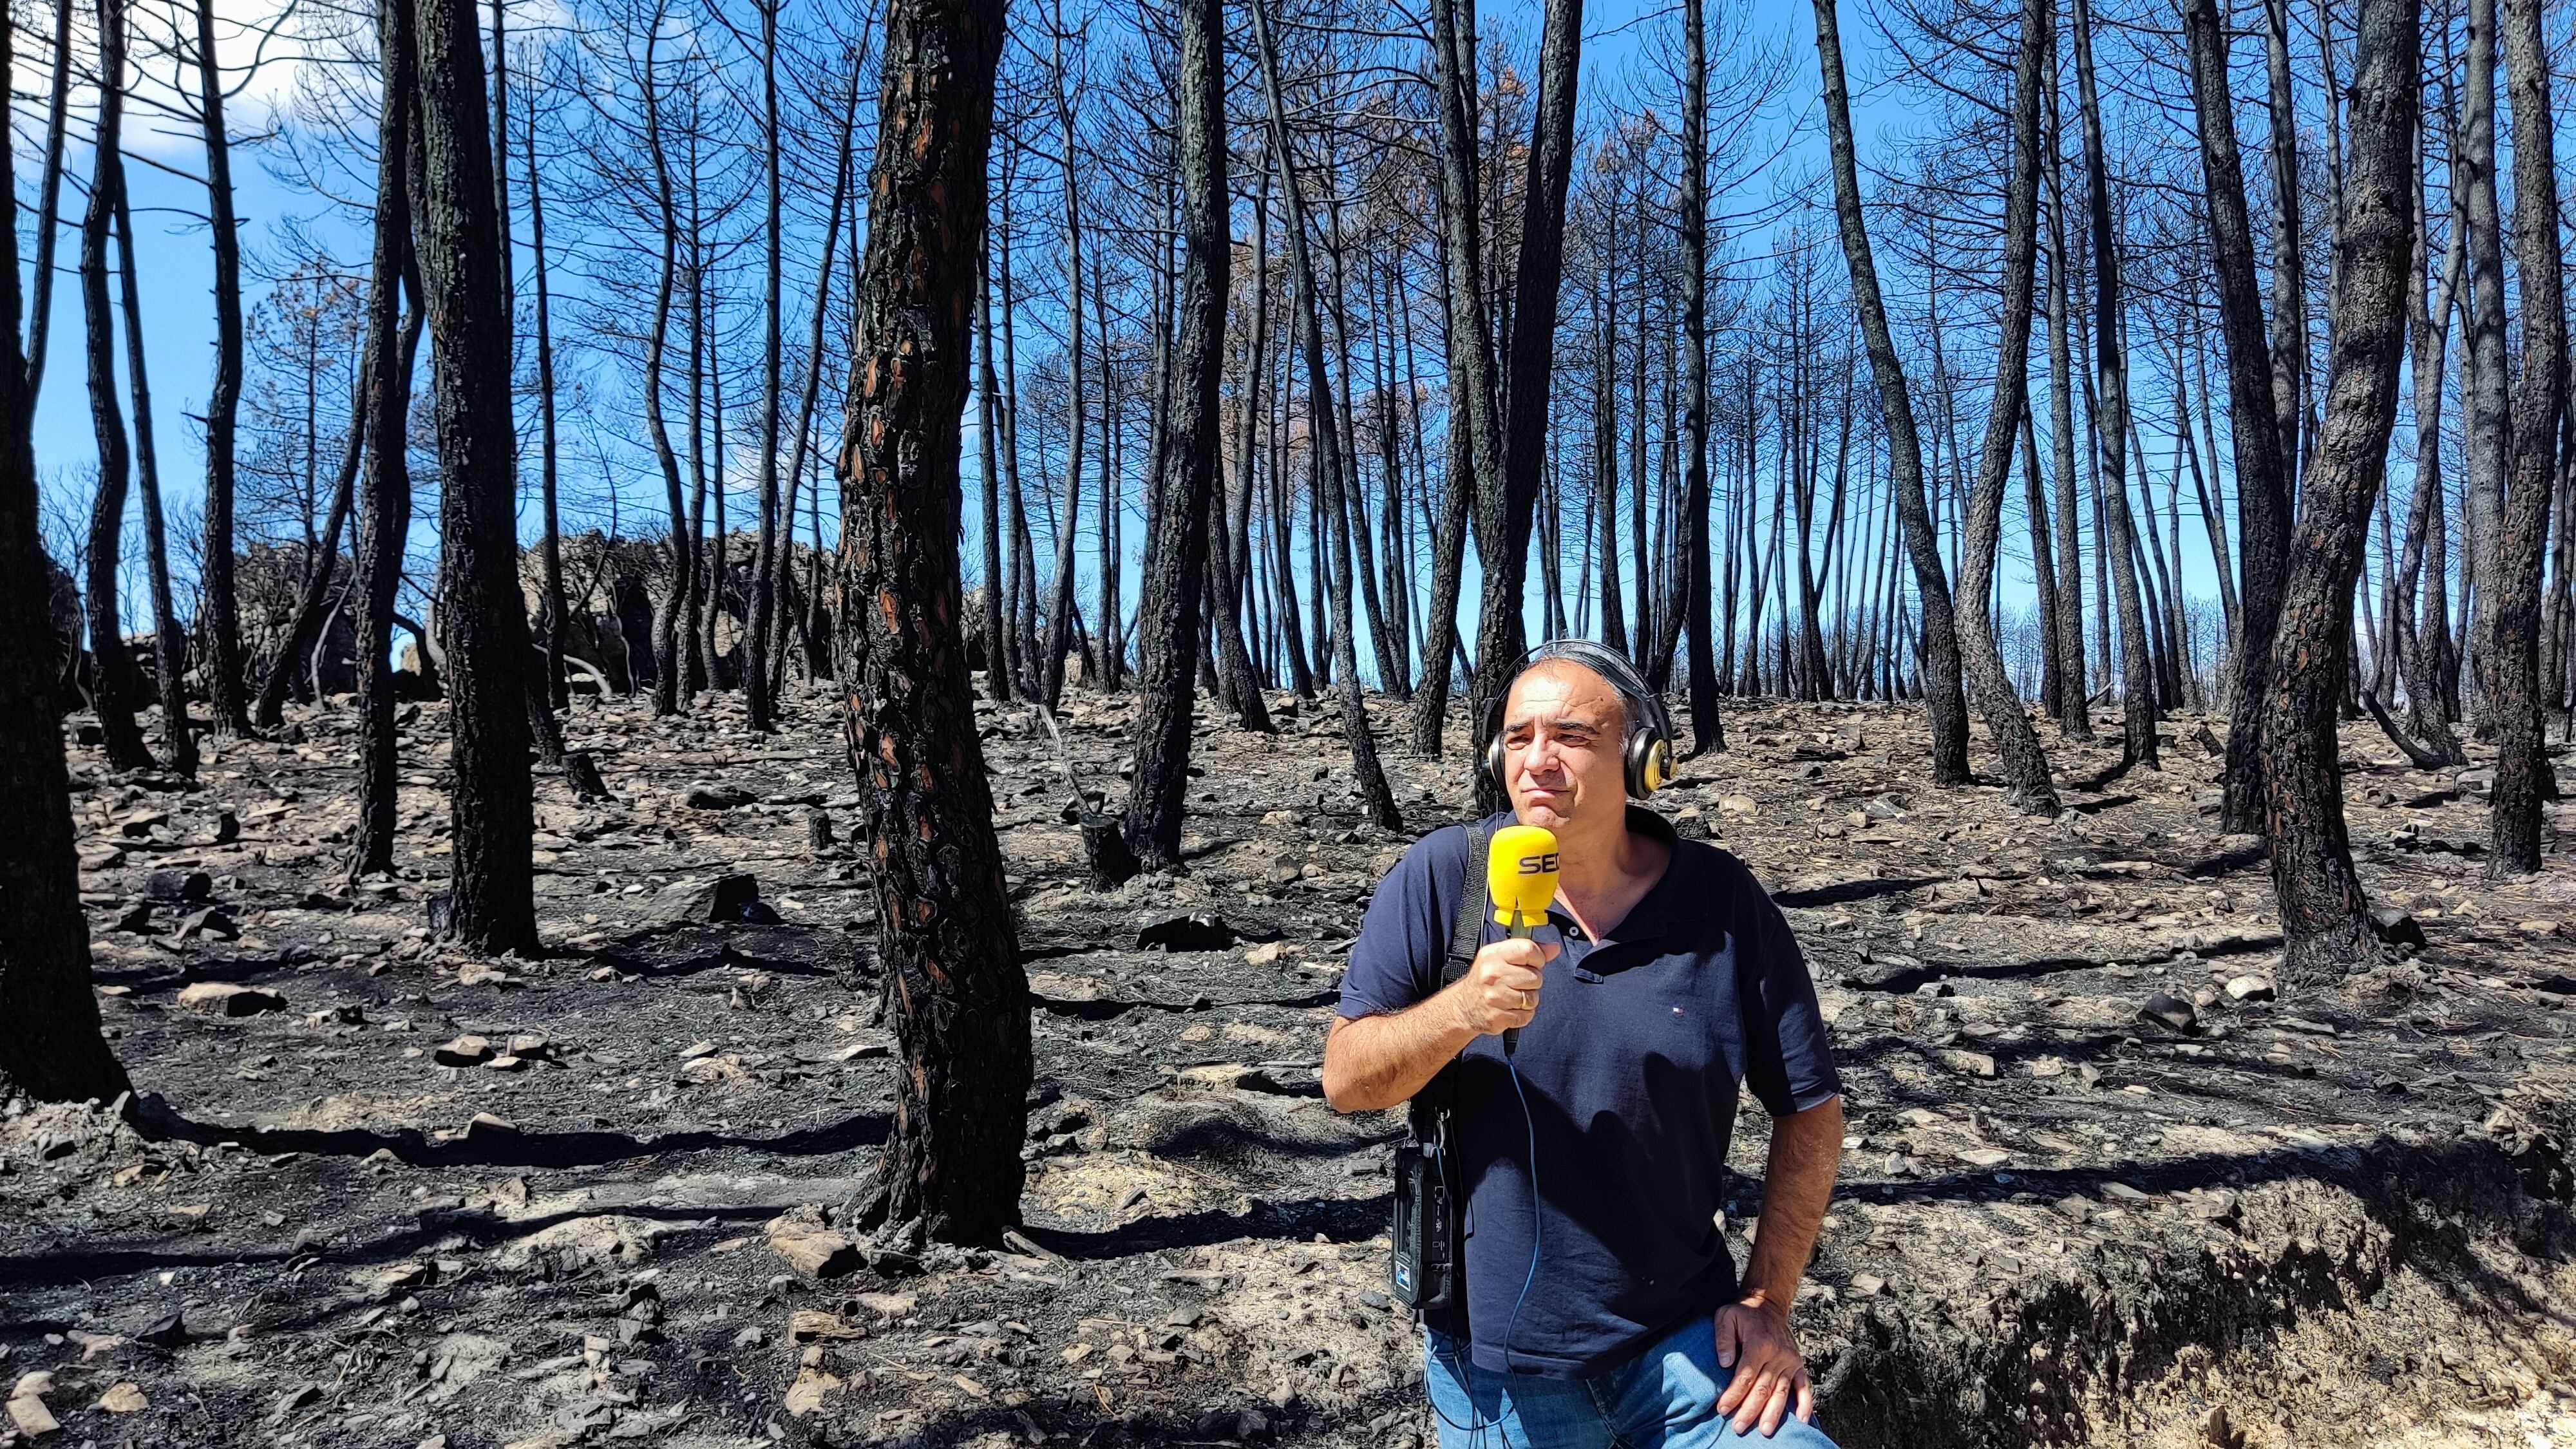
[1450,937,1561,1037]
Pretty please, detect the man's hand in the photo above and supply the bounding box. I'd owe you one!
[1713,1296,1813,1436]
[1452,936,1560,1037]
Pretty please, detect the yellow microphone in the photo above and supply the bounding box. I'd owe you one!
[1487,825,1558,1056]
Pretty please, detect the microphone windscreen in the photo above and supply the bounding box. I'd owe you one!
[1487,825,1560,929]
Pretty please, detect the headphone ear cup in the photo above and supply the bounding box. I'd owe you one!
[1484,729,1508,792]
[1624,728,1654,797]
[1644,737,1673,793]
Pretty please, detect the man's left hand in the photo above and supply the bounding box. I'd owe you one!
[1713,1297,1813,1437]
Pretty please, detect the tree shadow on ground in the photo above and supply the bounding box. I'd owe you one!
[121,1094,887,1170]
[0,1199,782,1291]
[1021,1191,1392,1259]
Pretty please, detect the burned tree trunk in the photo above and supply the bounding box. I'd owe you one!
[2459,0,2507,726]
[1408,0,1497,758]
[1039,15,1086,711]
[352,8,419,883]
[24,0,71,406]
[1953,0,2059,817]
[642,30,692,719]
[1247,0,1402,833]
[1124,0,1227,871]
[414,0,537,956]
[1814,0,1970,784]
[1467,0,1586,813]
[2262,0,2418,987]
[81,0,150,773]
[2397,155,2466,759]
[195,0,251,739]
[528,94,567,715]
[2041,77,2091,739]
[2071,0,2157,771]
[978,246,1008,705]
[1677,0,1724,754]
[744,0,784,735]
[110,175,196,776]
[2485,0,2564,873]
[833,0,1028,1247]
[252,414,359,730]
[2184,0,2293,832]
[0,14,128,1103]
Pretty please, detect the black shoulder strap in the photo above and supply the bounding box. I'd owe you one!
[1444,820,1491,987]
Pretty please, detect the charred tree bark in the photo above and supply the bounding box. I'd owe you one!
[1466,0,1587,813]
[1248,0,1402,832]
[352,8,419,882]
[1124,0,1227,872]
[2263,0,2417,988]
[110,175,195,775]
[1220,145,1280,732]
[24,0,71,406]
[2485,0,2564,873]
[1953,0,2059,817]
[2021,406,2063,718]
[832,0,1028,1248]
[1595,302,1625,658]
[2396,145,2467,759]
[1409,0,1498,758]
[1677,0,1724,754]
[253,401,360,731]
[2459,0,2507,723]
[978,242,1009,705]
[744,0,783,735]
[195,0,250,738]
[415,0,538,955]
[2261,0,2311,488]
[1204,473,1271,731]
[1040,15,1086,710]
[643,30,692,719]
[2184,0,2294,831]
[81,0,149,773]
[0,13,128,1103]
[528,91,567,715]
[1814,0,1970,784]
[2041,73,2091,738]
[2072,0,2157,770]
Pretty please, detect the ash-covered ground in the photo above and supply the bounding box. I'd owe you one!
[3,681,2571,1449]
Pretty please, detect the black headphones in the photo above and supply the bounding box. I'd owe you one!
[1480,638,1678,800]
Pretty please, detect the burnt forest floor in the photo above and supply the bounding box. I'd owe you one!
[3,680,2573,1449]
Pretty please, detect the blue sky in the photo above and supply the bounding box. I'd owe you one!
[32,0,2235,670]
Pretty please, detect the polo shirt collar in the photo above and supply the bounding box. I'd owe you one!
[1528,804,1707,948]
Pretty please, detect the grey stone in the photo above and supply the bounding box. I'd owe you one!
[145,868,213,903]
[2137,993,2197,1033]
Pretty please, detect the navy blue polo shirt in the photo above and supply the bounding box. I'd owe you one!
[1338,808,1841,1379]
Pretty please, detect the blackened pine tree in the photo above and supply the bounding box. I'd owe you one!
[2260,0,2420,988]
[1124,0,1229,872]
[0,14,128,1103]
[414,0,538,956]
[2484,0,2564,873]
[2183,0,2294,834]
[351,0,419,884]
[833,0,1028,1247]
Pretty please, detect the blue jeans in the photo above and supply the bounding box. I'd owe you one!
[1422,1316,1842,1449]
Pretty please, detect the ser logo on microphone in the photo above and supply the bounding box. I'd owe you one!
[1517,853,1559,875]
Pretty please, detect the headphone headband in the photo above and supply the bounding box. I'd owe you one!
[1482,638,1678,798]
[1512,639,1672,743]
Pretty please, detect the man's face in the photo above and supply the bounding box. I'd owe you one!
[1500,661,1628,832]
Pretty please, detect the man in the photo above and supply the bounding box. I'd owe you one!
[1323,640,1844,1446]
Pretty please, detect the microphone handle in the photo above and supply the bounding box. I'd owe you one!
[1502,915,1538,1057]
